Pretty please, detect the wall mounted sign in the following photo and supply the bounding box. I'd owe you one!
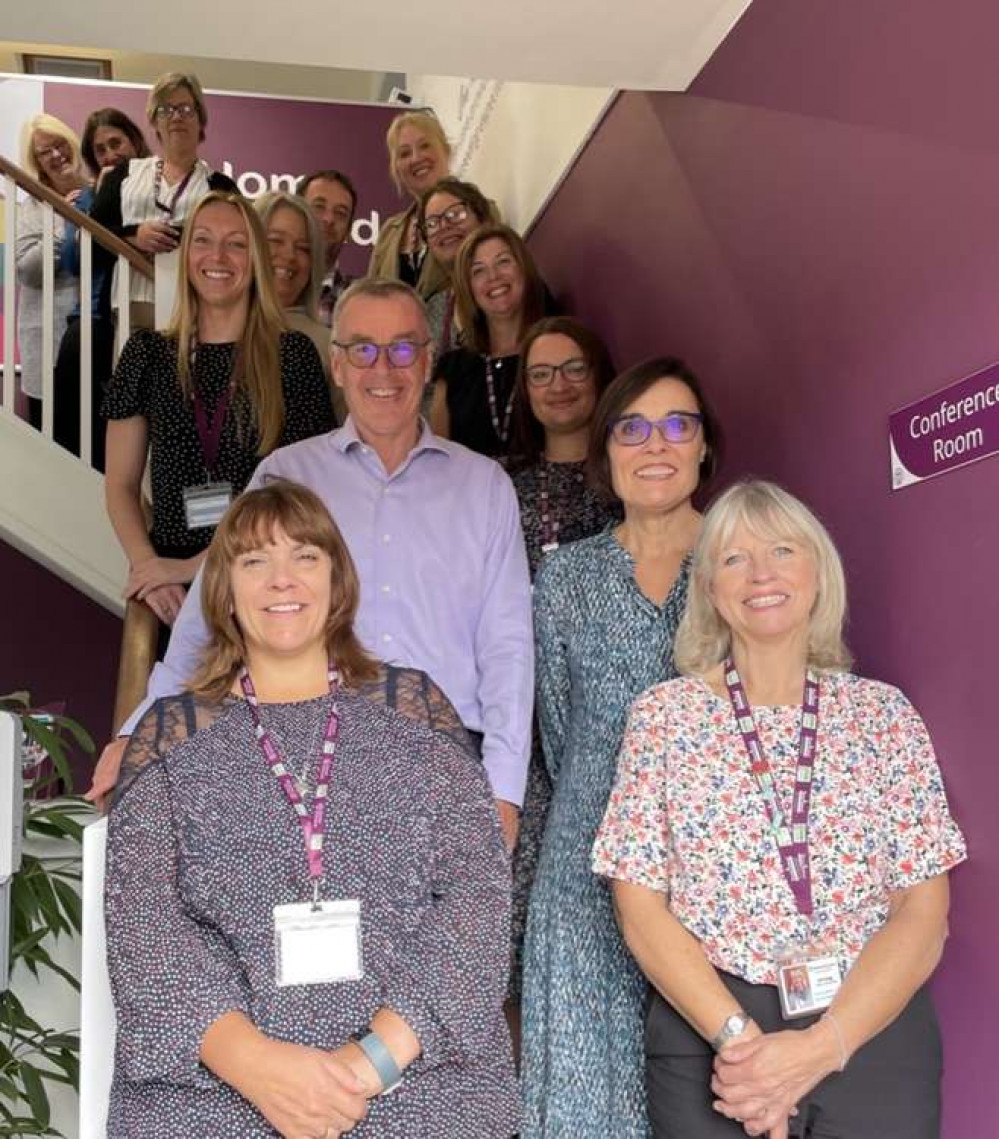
[889,361,999,489]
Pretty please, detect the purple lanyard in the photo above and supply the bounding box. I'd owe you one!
[723,657,821,916]
[484,355,515,446]
[240,662,341,903]
[154,159,197,220]
[190,343,241,477]
[538,459,559,554]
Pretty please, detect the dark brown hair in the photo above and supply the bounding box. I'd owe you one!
[297,168,358,219]
[507,316,616,471]
[189,479,379,701]
[452,223,546,355]
[586,356,724,504]
[417,177,491,233]
[80,107,151,177]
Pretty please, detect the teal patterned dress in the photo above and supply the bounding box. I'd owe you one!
[521,527,690,1138]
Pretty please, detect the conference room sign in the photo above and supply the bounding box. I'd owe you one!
[889,360,999,489]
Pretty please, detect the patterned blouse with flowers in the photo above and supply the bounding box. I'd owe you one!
[592,672,967,986]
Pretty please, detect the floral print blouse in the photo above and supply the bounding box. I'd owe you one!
[592,672,967,985]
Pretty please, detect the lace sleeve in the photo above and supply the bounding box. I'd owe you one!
[114,694,226,804]
[356,666,477,758]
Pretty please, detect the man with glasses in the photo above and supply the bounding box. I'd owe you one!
[91,279,532,848]
[298,169,358,326]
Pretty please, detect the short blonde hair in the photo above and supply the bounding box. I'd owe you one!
[254,191,325,320]
[147,72,208,142]
[20,114,83,185]
[674,480,853,676]
[386,110,451,195]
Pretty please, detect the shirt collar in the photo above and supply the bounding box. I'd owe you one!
[332,415,450,460]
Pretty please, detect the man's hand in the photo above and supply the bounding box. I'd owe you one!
[84,737,128,812]
[495,799,520,852]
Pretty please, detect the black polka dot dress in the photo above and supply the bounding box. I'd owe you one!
[103,329,335,557]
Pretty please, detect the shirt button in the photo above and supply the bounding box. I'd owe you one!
[382,633,393,644]
[381,584,391,594]
[382,533,391,543]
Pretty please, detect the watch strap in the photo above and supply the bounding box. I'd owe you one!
[711,1011,750,1052]
[356,1030,403,1095]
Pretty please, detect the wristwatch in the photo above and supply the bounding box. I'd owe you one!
[355,1031,403,1095]
[711,1011,751,1052]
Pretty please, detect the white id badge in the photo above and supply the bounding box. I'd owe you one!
[183,482,233,530]
[777,953,843,1019]
[273,899,363,987]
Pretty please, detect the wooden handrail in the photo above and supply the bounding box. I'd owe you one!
[0,154,153,280]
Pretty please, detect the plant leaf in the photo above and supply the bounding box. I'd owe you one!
[18,1063,50,1129]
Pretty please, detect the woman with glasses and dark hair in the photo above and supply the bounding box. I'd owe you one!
[520,357,723,1138]
[102,192,333,631]
[417,177,491,355]
[503,317,618,1029]
[91,71,236,330]
[430,223,548,461]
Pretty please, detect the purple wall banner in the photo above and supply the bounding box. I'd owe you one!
[889,361,999,489]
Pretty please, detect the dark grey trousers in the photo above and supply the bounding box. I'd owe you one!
[646,974,941,1139]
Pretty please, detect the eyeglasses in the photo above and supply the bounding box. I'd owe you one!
[332,338,430,369]
[35,142,70,162]
[422,203,470,236]
[609,412,703,446]
[525,358,591,387]
[155,103,198,121]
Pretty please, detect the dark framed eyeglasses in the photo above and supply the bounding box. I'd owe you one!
[609,412,703,446]
[35,141,71,162]
[525,358,591,387]
[155,103,198,121]
[421,203,470,236]
[332,338,430,369]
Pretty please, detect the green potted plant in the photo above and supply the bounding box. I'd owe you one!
[1,692,94,1138]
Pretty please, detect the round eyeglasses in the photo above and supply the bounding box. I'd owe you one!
[332,338,430,369]
[155,103,198,121]
[609,412,703,446]
[525,358,591,387]
[422,203,470,236]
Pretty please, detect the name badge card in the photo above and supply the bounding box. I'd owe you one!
[273,898,363,987]
[183,482,233,530]
[777,952,843,1019]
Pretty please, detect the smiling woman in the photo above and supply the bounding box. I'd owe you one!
[102,191,335,636]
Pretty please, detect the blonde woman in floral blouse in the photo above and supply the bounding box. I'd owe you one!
[594,480,966,1139]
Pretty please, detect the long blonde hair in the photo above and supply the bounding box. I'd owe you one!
[673,480,853,676]
[169,192,288,455]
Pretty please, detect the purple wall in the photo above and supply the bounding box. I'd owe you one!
[0,538,120,788]
[529,3,998,1133]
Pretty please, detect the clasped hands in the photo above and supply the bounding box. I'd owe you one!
[711,1023,841,1138]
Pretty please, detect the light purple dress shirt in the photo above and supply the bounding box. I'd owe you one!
[124,418,534,806]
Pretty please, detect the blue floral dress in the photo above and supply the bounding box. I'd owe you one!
[520,527,690,1138]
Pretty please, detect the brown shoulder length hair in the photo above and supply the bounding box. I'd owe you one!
[452,223,546,355]
[188,479,379,702]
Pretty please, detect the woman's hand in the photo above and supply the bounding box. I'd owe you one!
[712,1024,840,1136]
[84,736,128,811]
[130,219,180,255]
[142,582,187,626]
[235,1037,369,1138]
[125,555,199,600]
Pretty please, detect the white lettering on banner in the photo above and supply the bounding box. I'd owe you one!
[220,162,380,246]
[933,427,984,461]
[909,380,999,438]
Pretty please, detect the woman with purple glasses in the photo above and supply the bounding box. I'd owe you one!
[520,357,723,1138]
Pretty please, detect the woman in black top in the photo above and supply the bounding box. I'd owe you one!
[103,191,334,629]
[430,224,547,461]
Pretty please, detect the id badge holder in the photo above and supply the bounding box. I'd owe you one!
[183,482,233,530]
[273,898,363,987]
[775,940,843,1019]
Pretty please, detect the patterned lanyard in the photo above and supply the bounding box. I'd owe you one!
[240,662,341,903]
[153,158,197,220]
[537,460,584,554]
[723,657,820,916]
[484,355,516,447]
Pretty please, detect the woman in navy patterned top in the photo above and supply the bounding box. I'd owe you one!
[105,480,518,1137]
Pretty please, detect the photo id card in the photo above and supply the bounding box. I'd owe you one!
[273,899,363,987]
[183,482,233,530]
[777,953,843,1019]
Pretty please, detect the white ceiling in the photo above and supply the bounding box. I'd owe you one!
[2,0,751,91]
